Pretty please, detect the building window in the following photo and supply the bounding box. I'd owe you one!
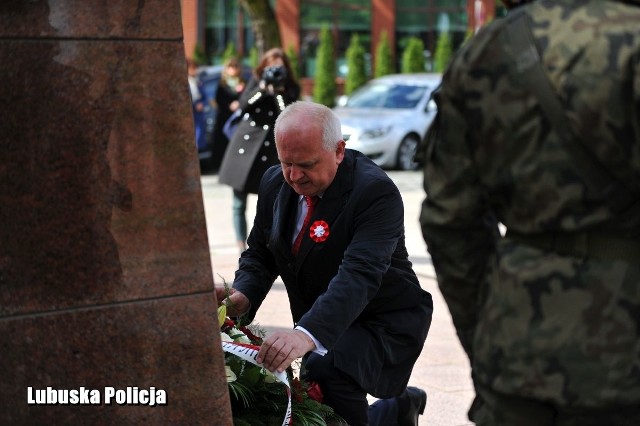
[299,0,372,78]
[204,0,253,64]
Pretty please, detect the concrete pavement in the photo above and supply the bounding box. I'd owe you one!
[200,169,475,426]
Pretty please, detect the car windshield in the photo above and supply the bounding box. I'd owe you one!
[345,83,428,109]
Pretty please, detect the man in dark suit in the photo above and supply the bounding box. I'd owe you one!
[216,101,432,426]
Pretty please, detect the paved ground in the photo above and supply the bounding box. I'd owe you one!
[200,169,475,426]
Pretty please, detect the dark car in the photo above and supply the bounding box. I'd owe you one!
[195,64,253,169]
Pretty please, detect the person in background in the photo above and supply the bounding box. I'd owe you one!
[218,47,300,254]
[217,101,432,426]
[419,0,640,425]
[210,57,246,171]
[187,59,208,152]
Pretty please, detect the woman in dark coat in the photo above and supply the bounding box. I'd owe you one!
[218,47,300,253]
[210,57,246,170]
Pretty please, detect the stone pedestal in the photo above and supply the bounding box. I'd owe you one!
[0,1,232,423]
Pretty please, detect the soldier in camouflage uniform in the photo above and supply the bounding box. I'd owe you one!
[419,0,640,424]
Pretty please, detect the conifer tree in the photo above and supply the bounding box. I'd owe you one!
[286,45,299,80]
[345,34,367,95]
[313,25,337,107]
[401,37,426,73]
[248,46,259,68]
[374,31,394,77]
[222,41,237,63]
[434,32,453,73]
[193,43,207,65]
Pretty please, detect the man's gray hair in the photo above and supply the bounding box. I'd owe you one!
[275,101,343,151]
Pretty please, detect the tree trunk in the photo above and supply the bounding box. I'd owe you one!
[239,0,282,57]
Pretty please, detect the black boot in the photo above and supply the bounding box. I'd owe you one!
[397,386,427,426]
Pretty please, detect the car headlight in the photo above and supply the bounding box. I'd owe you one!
[361,126,392,139]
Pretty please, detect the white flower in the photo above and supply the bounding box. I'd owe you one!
[225,366,237,382]
[312,225,326,237]
[220,332,233,342]
[230,328,252,344]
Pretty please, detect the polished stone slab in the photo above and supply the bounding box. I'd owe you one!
[0,0,182,39]
[0,1,231,424]
[1,38,213,316]
[0,295,229,424]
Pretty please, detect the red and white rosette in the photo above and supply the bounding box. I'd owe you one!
[309,220,330,243]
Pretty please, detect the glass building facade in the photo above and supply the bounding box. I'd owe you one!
[191,0,481,78]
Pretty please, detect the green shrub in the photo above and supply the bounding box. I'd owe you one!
[374,31,394,77]
[222,41,237,63]
[401,37,426,73]
[434,32,453,73]
[193,43,207,65]
[248,47,259,69]
[286,45,300,80]
[313,24,337,107]
[345,34,367,95]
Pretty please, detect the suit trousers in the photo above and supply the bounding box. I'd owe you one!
[304,350,370,426]
[304,348,402,426]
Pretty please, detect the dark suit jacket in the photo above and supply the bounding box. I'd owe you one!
[232,149,433,398]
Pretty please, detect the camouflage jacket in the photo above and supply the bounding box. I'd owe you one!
[420,0,640,408]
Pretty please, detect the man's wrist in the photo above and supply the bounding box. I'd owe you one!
[294,329,315,352]
[294,326,327,355]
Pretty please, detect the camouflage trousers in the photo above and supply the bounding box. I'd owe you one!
[470,383,640,426]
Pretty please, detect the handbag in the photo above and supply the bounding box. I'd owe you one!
[223,109,243,140]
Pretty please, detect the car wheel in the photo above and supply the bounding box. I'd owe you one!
[396,134,420,171]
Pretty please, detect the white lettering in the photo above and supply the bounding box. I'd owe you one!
[47,387,57,404]
[104,386,115,405]
[89,389,100,404]
[101,387,166,406]
[27,387,100,405]
[155,389,166,405]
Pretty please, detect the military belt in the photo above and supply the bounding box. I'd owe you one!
[505,230,640,263]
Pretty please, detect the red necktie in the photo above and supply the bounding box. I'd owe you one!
[292,196,317,256]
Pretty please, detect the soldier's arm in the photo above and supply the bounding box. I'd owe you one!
[420,88,499,358]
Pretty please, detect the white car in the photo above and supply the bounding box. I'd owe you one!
[333,73,441,170]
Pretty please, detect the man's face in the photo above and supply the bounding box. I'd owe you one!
[276,123,345,197]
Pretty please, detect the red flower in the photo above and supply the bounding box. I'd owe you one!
[291,378,305,403]
[239,325,264,345]
[306,381,323,403]
[309,220,330,242]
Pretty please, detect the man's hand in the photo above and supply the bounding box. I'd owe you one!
[257,330,315,373]
[215,286,250,317]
